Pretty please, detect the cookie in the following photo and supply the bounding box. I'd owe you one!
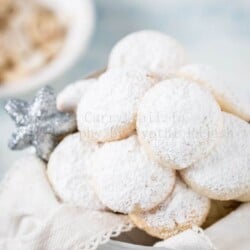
[47,133,105,210]
[77,67,156,142]
[129,178,210,239]
[57,79,95,113]
[178,64,250,121]
[91,135,176,214]
[181,112,250,200]
[108,30,187,80]
[137,78,223,169]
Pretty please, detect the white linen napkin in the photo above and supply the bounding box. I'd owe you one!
[0,154,249,250]
[0,155,132,250]
[154,227,216,250]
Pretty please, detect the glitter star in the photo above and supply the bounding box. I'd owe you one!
[5,86,76,161]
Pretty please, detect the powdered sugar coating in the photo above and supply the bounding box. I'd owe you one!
[137,78,223,169]
[77,67,156,142]
[47,133,105,210]
[181,112,250,200]
[57,79,95,113]
[178,64,250,121]
[91,135,176,214]
[108,30,187,80]
[129,178,210,239]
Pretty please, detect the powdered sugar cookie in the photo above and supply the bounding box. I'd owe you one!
[77,67,156,142]
[129,178,210,239]
[91,135,176,214]
[137,78,223,169]
[181,112,250,200]
[57,79,95,113]
[108,30,187,79]
[178,64,250,121]
[47,133,105,210]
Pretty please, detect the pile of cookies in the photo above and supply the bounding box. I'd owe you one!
[49,30,250,240]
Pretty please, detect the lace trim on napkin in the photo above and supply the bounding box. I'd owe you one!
[81,222,134,250]
[0,157,134,250]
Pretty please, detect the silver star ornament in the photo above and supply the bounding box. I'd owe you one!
[5,86,76,161]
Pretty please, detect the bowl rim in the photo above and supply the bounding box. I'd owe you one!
[108,240,167,249]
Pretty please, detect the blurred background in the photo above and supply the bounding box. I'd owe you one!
[0,0,250,179]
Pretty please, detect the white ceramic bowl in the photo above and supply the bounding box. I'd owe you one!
[0,0,95,98]
[100,240,165,250]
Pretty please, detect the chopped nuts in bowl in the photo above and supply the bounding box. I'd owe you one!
[0,0,94,98]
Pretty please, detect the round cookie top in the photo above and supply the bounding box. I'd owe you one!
[108,30,187,80]
[181,112,250,200]
[91,135,176,214]
[77,67,155,142]
[57,79,95,113]
[47,133,105,210]
[129,178,210,239]
[178,64,250,121]
[137,78,223,169]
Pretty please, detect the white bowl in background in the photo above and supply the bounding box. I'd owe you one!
[0,0,95,98]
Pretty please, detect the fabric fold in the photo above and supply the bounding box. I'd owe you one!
[0,154,249,250]
[0,155,133,250]
[154,227,216,250]
[206,203,250,250]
